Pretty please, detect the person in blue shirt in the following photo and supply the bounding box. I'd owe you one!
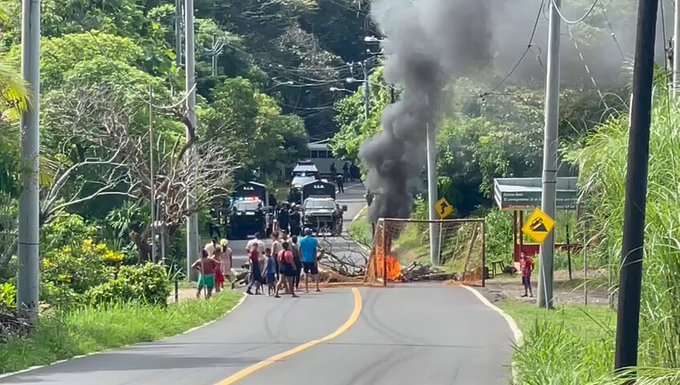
[299,228,320,292]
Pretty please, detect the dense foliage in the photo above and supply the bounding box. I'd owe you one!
[0,0,377,285]
[568,79,680,369]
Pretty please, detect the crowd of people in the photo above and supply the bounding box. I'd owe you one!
[268,204,303,237]
[191,229,322,299]
[192,239,233,299]
[245,228,321,298]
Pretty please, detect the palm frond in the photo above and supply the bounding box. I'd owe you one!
[0,61,29,113]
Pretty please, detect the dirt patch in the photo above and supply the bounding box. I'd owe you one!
[479,269,612,307]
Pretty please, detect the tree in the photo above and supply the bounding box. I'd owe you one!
[330,67,392,165]
[202,77,307,182]
[41,85,237,260]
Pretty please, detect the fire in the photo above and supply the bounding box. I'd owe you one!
[374,254,402,281]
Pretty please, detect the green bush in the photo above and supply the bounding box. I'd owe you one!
[41,217,125,308]
[41,281,82,309]
[484,209,513,264]
[42,240,113,296]
[43,214,98,252]
[0,283,16,309]
[86,263,170,306]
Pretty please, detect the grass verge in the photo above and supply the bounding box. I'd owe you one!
[0,290,242,374]
[348,209,372,248]
[500,301,616,385]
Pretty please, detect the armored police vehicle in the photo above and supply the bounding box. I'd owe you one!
[228,182,267,239]
[301,180,346,236]
[288,161,320,204]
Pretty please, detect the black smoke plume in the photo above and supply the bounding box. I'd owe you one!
[361,0,492,222]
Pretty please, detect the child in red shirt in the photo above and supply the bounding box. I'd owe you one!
[519,253,534,298]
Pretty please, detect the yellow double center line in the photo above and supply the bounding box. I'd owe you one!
[215,288,363,385]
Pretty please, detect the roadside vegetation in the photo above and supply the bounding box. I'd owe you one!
[502,301,615,385]
[0,0,369,368]
[0,291,241,374]
[501,77,680,384]
[348,210,372,248]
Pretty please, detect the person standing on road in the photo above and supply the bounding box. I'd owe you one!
[275,242,298,298]
[277,204,290,234]
[271,231,282,257]
[212,246,225,293]
[519,253,534,298]
[291,235,302,289]
[264,247,278,296]
[246,243,263,295]
[289,206,301,236]
[246,232,265,255]
[336,173,344,193]
[205,238,218,257]
[342,162,350,182]
[192,249,218,299]
[300,228,321,293]
[220,239,233,288]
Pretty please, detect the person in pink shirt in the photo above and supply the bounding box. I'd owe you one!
[519,253,534,298]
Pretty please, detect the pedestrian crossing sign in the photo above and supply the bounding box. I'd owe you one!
[435,198,454,219]
[522,208,556,244]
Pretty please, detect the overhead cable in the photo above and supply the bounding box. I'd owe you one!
[550,0,601,25]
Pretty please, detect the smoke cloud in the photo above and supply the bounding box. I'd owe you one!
[360,0,492,221]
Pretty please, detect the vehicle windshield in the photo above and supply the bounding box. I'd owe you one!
[292,171,318,178]
[234,200,261,211]
[304,199,335,210]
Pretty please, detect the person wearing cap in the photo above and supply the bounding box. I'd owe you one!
[299,228,321,293]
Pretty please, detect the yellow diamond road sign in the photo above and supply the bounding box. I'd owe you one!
[435,198,454,219]
[522,208,556,244]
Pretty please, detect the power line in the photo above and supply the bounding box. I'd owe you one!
[550,0,601,25]
[481,0,545,97]
[567,26,610,111]
[601,6,626,59]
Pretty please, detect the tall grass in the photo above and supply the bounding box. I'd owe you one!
[502,301,616,385]
[568,81,680,369]
[0,291,242,374]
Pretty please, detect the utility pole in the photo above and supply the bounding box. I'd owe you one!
[537,0,561,309]
[362,60,371,119]
[175,0,183,67]
[148,88,157,263]
[674,0,680,96]
[615,0,658,372]
[17,0,41,322]
[185,0,200,281]
[426,122,440,265]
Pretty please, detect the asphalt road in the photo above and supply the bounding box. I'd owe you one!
[2,285,514,385]
[0,289,355,385]
[237,285,514,385]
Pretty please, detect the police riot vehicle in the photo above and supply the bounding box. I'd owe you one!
[228,182,268,239]
[301,180,346,236]
[288,161,320,204]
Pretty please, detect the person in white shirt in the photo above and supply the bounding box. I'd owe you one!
[245,232,265,255]
[204,238,218,257]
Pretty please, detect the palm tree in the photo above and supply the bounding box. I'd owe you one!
[0,62,28,114]
[0,8,28,115]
